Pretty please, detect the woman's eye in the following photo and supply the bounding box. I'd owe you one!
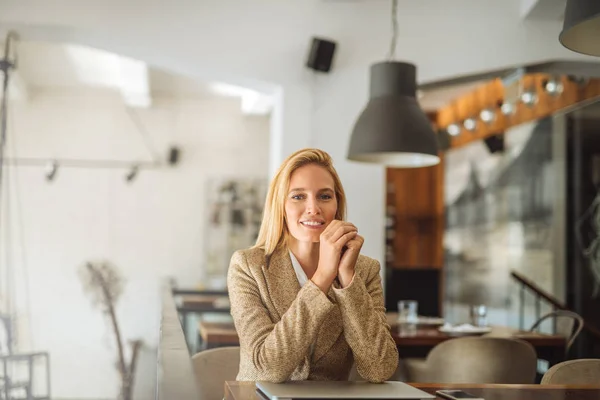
[291,194,304,200]
[320,194,332,200]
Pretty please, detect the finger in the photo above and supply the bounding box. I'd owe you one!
[341,222,357,232]
[335,230,358,249]
[321,219,342,237]
[346,235,364,249]
[330,224,358,243]
[321,221,349,240]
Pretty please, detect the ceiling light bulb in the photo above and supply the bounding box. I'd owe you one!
[463,118,477,132]
[545,79,564,96]
[501,102,515,116]
[447,123,461,137]
[521,90,538,107]
[480,108,496,124]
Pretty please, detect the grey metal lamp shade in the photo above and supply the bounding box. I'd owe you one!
[348,62,440,168]
[559,0,600,57]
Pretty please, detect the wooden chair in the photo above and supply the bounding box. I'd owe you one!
[191,346,240,400]
[541,359,600,385]
[404,337,537,384]
[529,310,584,354]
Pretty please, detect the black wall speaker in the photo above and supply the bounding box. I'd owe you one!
[168,146,180,165]
[484,134,505,153]
[306,37,337,73]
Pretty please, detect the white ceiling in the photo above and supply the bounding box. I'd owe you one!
[9,39,467,113]
[16,41,200,93]
[4,40,273,114]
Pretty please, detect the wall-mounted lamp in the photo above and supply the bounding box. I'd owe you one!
[500,102,516,116]
[480,108,496,124]
[544,78,564,96]
[125,165,139,183]
[463,118,477,132]
[520,90,538,107]
[45,161,58,182]
[446,123,461,137]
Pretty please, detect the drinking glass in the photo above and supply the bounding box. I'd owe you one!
[470,304,488,327]
[397,300,418,334]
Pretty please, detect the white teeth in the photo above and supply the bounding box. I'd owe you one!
[301,221,323,226]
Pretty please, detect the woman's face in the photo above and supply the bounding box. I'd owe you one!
[285,164,338,244]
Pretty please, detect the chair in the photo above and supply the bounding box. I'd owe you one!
[529,310,584,354]
[404,337,537,384]
[541,359,600,384]
[191,346,240,400]
[0,314,51,400]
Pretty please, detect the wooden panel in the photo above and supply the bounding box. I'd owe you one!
[386,155,444,269]
[437,75,600,150]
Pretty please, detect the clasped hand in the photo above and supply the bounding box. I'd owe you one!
[312,220,364,291]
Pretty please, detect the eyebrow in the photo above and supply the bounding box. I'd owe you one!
[288,187,334,193]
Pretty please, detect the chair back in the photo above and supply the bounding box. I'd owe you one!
[541,359,600,385]
[529,310,584,353]
[191,347,240,400]
[424,337,537,384]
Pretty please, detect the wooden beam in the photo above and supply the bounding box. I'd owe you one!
[386,155,445,269]
[436,74,600,150]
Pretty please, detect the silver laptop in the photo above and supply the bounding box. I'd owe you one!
[256,381,436,400]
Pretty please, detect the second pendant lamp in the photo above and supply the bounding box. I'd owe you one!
[559,0,600,57]
[347,0,439,168]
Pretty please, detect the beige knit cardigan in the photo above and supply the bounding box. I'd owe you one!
[227,246,398,383]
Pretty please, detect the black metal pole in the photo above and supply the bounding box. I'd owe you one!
[0,32,17,329]
[571,114,586,358]
[0,32,17,246]
[520,283,525,330]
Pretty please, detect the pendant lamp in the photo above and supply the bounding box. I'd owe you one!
[347,0,439,168]
[559,0,600,57]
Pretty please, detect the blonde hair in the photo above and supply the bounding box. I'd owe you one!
[254,148,347,256]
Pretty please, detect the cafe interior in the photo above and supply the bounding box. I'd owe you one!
[1,1,600,400]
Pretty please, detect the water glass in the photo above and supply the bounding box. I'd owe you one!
[470,304,488,327]
[397,300,418,334]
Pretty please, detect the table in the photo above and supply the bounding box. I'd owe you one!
[225,381,600,400]
[175,293,231,351]
[197,319,566,366]
[198,320,239,350]
[180,294,230,311]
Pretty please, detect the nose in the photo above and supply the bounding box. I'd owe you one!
[306,196,321,215]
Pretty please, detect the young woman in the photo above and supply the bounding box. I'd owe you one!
[227,148,398,383]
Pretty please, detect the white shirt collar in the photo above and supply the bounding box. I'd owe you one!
[289,250,309,287]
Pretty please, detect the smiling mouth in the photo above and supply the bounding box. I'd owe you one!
[300,221,325,227]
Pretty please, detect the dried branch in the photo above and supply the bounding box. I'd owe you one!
[79,261,142,400]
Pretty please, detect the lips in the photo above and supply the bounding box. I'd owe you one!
[300,220,325,227]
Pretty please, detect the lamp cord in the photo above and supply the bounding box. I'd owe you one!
[388,0,398,61]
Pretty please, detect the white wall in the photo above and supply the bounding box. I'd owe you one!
[0,88,270,399]
[0,0,597,398]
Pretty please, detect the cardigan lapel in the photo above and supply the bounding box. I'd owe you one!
[261,246,301,320]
